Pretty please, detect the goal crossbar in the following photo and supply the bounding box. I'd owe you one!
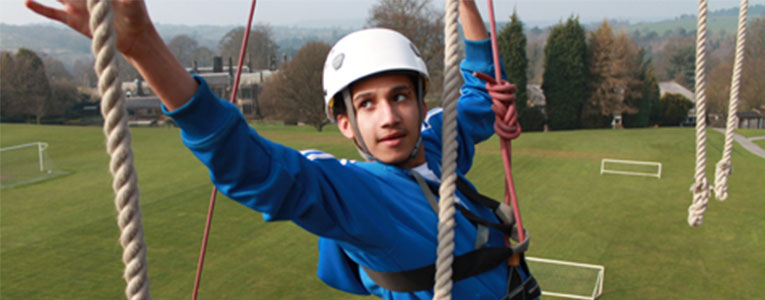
[526,256,605,300]
[600,158,662,179]
[0,142,49,172]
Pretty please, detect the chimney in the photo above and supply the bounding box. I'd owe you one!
[228,56,234,77]
[135,78,144,96]
[213,56,223,73]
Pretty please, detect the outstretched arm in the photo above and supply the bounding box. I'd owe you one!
[26,0,197,111]
[459,0,489,41]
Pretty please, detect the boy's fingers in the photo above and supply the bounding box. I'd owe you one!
[26,0,65,23]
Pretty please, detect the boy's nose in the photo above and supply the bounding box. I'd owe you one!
[379,100,402,127]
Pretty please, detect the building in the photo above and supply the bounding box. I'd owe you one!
[659,81,698,126]
[120,56,275,124]
[737,110,764,129]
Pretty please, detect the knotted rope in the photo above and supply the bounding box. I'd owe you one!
[486,0,526,246]
[433,0,460,298]
[688,0,711,227]
[88,0,151,299]
[714,0,748,201]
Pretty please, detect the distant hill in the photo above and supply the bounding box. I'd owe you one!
[1,4,761,71]
[621,4,765,35]
[0,22,356,71]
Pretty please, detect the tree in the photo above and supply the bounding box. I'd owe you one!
[541,16,588,130]
[191,46,216,68]
[167,34,199,67]
[219,26,279,70]
[5,49,52,124]
[658,93,694,126]
[72,59,97,88]
[367,0,444,108]
[259,41,332,131]
[582,21,643,128]
[624,63,659,128]
[0,51,23,121]
[498,11,543,131]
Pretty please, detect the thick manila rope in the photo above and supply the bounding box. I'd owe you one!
[688,0,712,227]
[433,0,460,299]
[714,0,748,201]
[88,0,151,298]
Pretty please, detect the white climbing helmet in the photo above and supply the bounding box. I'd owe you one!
[322,28,429,123]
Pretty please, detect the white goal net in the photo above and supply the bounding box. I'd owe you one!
[527,256,605,300]
[1,142,65,188]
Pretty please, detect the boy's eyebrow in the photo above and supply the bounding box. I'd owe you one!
[352,84,413,102]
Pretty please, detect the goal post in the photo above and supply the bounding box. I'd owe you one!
[526,256,605,300]
[600,158,662,179]
[1,142,64,188]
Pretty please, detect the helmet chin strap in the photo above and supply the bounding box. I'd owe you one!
[341,77,425,167]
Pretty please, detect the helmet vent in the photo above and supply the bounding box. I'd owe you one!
[332,53,345,70]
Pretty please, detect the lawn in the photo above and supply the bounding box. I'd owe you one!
[1,123,763,299]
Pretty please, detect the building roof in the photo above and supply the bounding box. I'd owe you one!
[737,111,763,118]
[659,81,695,103]
[125,96,162,110]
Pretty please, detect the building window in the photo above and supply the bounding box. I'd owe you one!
[242,103,253,115]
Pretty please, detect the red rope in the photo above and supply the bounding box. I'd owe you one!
[192,1,258,299]
[486,0,525,243]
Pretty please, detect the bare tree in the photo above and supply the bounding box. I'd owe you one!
[191,46,216,68]
[219,25,279,70]
[367,0,444,107]
[9,49,52,124]
[168,34,199,68]
[260,41,331,131]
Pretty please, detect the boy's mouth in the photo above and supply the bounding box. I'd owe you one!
[379,132,406,147]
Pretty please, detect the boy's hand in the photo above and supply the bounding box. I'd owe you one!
[25,0,155,58]
[473,72,520,138]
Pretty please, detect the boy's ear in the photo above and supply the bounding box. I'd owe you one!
[336,114,355,139]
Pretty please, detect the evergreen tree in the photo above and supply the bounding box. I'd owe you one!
[542,17,588,130]
[624,54,658,128]
[497,11,544,131]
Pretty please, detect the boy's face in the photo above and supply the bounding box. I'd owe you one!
[337,73,426,166]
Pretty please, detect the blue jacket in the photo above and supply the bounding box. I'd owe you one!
[165,39,521,299]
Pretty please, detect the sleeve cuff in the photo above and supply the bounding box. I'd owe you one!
[162,75,236,141]
[461,38,494,71]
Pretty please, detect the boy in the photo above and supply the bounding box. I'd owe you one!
[27,0,538,299]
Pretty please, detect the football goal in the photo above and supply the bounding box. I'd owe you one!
[1,142,65,188]
[600,158,662,179]
[526,256,605,300]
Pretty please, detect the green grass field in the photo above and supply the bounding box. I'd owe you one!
[1,123,763,299]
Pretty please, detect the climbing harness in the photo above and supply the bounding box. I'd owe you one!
[88,0,151,299]
[713,0,748,202]
[192,1,258,299]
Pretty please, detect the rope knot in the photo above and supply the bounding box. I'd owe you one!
[473,72,521,140]
[687,178,711,227]
[714,161,732,201]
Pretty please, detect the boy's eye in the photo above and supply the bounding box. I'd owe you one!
[358,100,372,109]
[394,93,409,102]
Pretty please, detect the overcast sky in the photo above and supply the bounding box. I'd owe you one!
[2,0,763,28]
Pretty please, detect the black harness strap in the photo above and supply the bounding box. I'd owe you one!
[360,173,536,296]
[361,247,514,293]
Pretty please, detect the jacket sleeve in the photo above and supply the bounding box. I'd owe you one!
[422,38,507,174]
[164,76,397,252]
